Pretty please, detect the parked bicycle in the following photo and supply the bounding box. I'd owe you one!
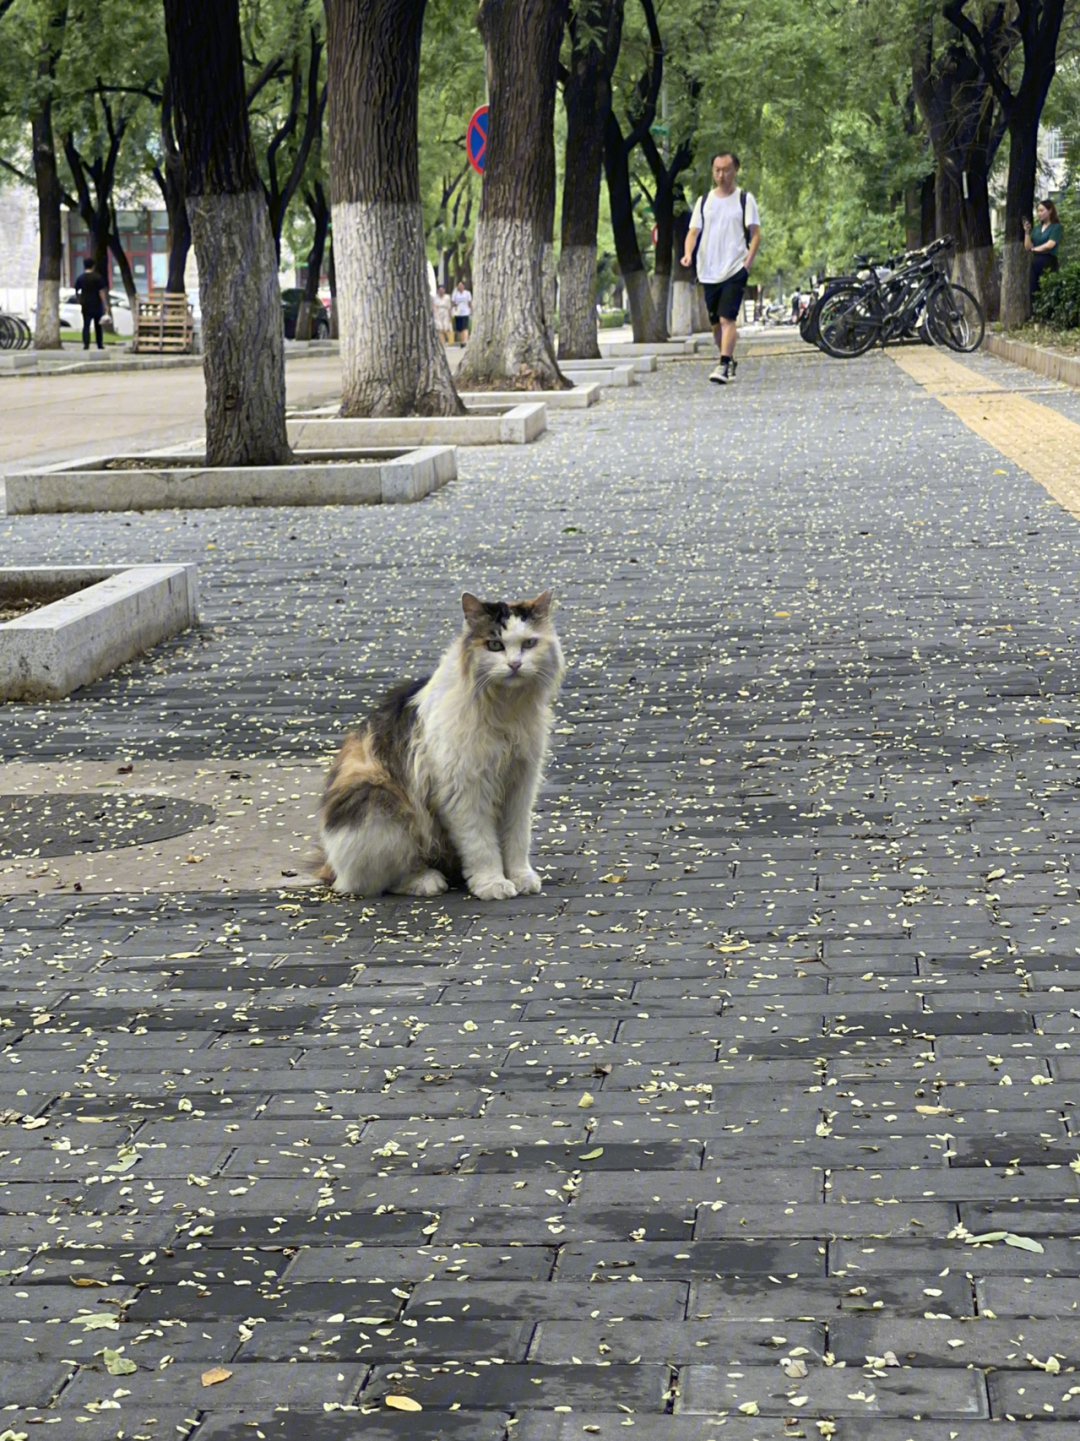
[0,312,33,350]
[811,237,984,358]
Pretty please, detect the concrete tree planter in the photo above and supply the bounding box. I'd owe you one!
[3,446,456,515]
[1,565,199,701]
[288,402,547,449]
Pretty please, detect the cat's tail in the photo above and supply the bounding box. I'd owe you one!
[304,842,335,886]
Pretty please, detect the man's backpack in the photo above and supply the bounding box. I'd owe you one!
[689,188,749,274]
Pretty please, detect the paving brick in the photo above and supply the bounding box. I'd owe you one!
[361,1359,670,1409]
[60,1359,369,1409]
[678,1363,988,1415]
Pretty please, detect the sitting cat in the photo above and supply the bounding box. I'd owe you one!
[313,590,564,899]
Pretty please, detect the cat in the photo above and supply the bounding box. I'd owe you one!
[312,589,564,900]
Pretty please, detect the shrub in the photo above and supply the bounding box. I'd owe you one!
[1032,259,1080,330]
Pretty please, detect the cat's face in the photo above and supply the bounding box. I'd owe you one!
[461,590,561,690]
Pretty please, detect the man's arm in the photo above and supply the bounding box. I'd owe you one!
[745,224,761,271]
[682,227,701,268]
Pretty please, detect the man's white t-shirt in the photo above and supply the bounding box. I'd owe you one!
[690,189,760,284]
[452,287,472,317]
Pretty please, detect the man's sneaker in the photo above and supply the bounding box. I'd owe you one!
[709,360,730,385]
[727,359,738,381]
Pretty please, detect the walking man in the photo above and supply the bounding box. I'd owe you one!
[74,259,111,351]
[683,152,761,385]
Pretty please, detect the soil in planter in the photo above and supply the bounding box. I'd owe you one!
[0,579,97,624]
[101,453,408,469]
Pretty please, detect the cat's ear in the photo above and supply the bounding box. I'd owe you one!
[525,589,554,620]
[461,592,487,627]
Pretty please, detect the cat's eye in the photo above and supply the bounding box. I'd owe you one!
[486,639,504,651]
[521,638,539,649]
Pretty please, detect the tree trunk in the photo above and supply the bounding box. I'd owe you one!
[163,0,290,466]
[326,0,461,415]
[670,207,692,336]
[157,86,192,294]
[912,27,1006,322]
[1000,121,1039,327]
[296,180,330,341]
[327,237,339,338]
[457,0,570,391]
[31,100,64,350]
[557,0,622,361]
[604,111,665,342]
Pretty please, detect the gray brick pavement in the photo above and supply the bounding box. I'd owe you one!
[4,347,1080,1433]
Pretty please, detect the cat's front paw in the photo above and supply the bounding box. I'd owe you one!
[509,867,543,895]
[469,873,519,900]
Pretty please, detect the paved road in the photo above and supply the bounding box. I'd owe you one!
[0,353,343,476]
[3,341,1080,1438]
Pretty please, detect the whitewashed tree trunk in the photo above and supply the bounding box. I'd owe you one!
[188,190,291,466]
[34,278,61,350]
[336,199,462,415]
[165,0,291,466]
[670,279,693,337]
[456,0,570,390]
[1000,240,1031,328]
[465,217,563,388]
[558,244,599,359]
[326,0,461,416]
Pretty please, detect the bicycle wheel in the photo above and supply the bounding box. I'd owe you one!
[816,286,879,358]
[927,283,984,352]
[16,315,32,348]
[0,316,14,350]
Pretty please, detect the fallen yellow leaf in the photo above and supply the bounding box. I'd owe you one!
[385,1396,423,1412]
[201,1367,233,1387]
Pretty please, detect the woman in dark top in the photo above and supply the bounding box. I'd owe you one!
[1024,200,1064,299]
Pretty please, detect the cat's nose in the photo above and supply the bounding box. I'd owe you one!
[509,658,523,672]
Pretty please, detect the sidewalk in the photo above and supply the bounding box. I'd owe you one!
[3,341,1080,1436]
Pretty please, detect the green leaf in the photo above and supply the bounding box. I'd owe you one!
[1003,1233,1045,1254]
[102,1347,137,1375]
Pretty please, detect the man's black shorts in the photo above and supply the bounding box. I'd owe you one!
[703,268,749,324]
[454,315,469,332]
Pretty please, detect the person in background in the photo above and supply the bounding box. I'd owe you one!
[433,285,453,345]
[683,151,761,386]
[451,279,472,346]
[74,259,110,350]
[1024,199,1063,299]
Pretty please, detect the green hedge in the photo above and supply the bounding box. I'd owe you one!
[598,311,628,328]
[1032,260,1080,330]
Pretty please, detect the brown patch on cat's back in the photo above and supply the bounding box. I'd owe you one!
[322,729,408,832]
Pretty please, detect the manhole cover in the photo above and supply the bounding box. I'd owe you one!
[0,793,216,858]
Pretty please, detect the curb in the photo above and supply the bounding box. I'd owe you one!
[984,332,1080,389]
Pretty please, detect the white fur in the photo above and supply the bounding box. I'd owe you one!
[413,613,564,898]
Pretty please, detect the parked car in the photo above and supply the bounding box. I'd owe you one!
[58,289,135,337]
[281,288,331,340]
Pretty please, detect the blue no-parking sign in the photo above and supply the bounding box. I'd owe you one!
[467,105,488,175]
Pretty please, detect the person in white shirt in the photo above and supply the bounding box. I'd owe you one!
[683,151,761,385]
[433,285,453,345]
[451,281,472,346]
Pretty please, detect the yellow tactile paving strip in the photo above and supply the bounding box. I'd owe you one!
[890,348,1080,517]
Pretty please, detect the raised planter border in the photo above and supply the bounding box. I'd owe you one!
[1,564,198,702]
[458,383,600,409]
[601,340,696,360]
[4,446,457,515]
[983,332,1080,389]
[561,363,636,388]
[288,402,546,449]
